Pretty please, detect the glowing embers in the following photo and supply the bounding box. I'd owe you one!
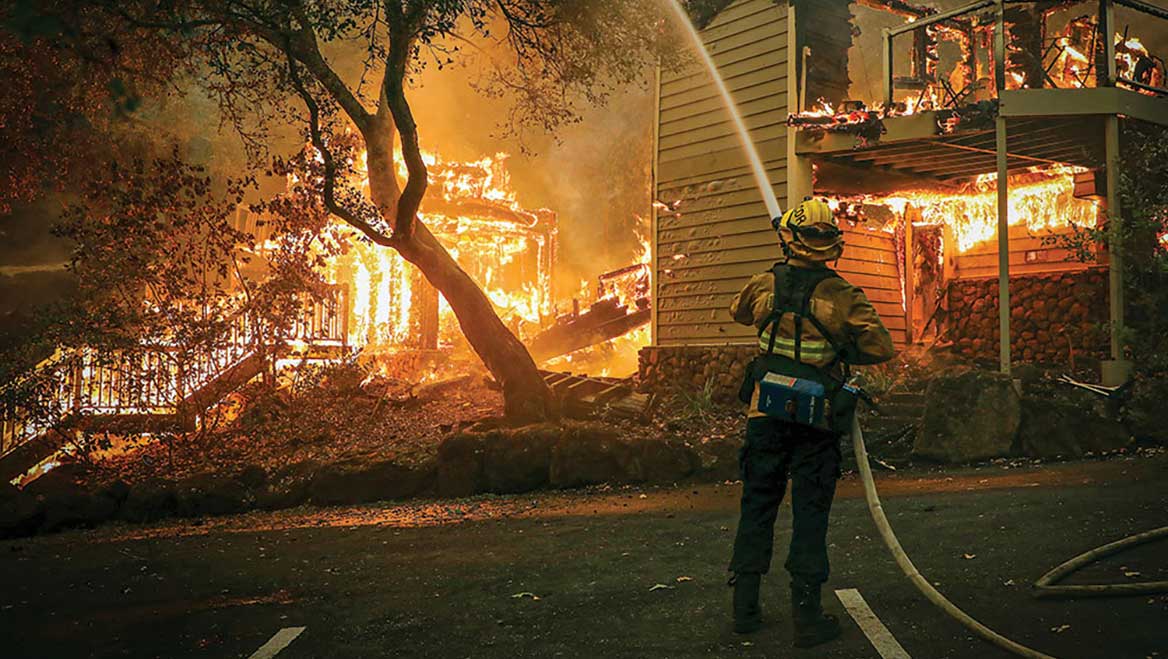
[335,150,557,351]
[1044,21,1163,92]
[834,166,1100,254]
[788,100,887,147]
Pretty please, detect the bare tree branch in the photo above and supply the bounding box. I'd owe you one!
[383,22,427,242]
[285,54,396,248]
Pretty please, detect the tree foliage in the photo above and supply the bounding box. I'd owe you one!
[47,150,338,384]
[0,0,185,213]
[5,0,694,418]
[1054,120,1168,373]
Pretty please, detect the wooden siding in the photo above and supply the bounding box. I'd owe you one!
[656,223,907,345]
[655,0,790,346]
[837,227,907,344]
[953,226,1103,280]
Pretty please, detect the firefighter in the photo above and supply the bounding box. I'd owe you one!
[726,197,895,647]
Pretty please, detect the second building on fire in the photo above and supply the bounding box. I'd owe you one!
[643,0,1168,392]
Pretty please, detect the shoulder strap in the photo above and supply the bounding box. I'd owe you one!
[760,264,842,365]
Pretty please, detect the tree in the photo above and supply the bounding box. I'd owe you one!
[0,1,184,215]
[1050,120,1168,442]
[46,0,670,420]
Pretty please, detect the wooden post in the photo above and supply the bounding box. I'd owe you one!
[942,224,957,284]
[1100,0,1116,88]
[883,28,895,108]
[340,286,350,350]
[650,61,661,347]
[1098,1,1130,384]
[417,278,440,350]
[995,0,1011,375]
[1104,115,1128,377]
[903,207,916,344]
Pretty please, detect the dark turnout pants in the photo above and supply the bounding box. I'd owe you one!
[729,416,842,583]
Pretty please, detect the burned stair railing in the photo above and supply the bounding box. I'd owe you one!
[0,289,351,479]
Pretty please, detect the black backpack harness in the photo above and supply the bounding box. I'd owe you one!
[759,262,847,375]
[740,262,858,432]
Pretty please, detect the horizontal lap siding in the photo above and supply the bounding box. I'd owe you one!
[837,228,907,345]
[657,225,906,344]
[953,226,1105,280]
[656,0,789,347]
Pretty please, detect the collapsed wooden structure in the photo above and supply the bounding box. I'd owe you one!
[540,370,655,420]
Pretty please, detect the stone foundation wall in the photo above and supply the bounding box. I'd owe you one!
[638,345,757,403]
[947,269,1109,364]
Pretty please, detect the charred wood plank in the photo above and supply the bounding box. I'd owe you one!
[539,370,652,421]
[527,302,651,363]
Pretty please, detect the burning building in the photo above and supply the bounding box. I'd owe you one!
[641,0,1168,396]
[236,146,653,378]
[328,151,558,354]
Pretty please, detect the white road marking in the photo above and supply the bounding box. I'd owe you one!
[248,627,306,659]
[835,588,911,659]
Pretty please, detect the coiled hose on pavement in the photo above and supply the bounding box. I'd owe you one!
[1033,526,1168,599]
[851,416,1168,658]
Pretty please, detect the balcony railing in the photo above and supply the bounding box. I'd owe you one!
[881,0,1168,110]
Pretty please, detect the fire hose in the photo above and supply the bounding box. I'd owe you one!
[658,0,1166,649]
[851,415,1168,658]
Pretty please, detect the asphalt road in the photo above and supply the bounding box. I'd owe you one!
[2,455,1166,659]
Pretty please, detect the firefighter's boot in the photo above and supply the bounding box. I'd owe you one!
[731,572,763,634]
[791,579,840,648]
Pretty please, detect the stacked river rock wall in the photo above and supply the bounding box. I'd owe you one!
[638,345,757,403]
[947,269,1109,364]
[638,270,1107,399]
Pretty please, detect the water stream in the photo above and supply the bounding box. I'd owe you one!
[663,0,784,220]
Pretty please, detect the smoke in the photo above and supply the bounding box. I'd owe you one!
[385,37,656,303]
[0,25,658,347]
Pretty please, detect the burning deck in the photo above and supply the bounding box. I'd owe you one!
[322,151,556,352]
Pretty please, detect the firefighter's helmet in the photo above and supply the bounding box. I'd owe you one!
[772,197,844,262]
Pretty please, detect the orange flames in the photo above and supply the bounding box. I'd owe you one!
[833,166,1099,253]
[544,222,652,377]
[329,149,557,351]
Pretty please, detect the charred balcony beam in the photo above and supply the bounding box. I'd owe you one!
[813,158,962,194]
[886,0,994,37]
[844,137,987,162]
[998,89,1168,127]
[838,122,1097,171]
[796,112,941,154]
[828,160,954,187]
[1113,0,1168,23]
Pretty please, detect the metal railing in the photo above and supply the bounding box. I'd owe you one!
[0,289,350,460]
[881,0,1168,109]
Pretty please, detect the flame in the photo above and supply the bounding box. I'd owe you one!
[835,166,1099,253]
[544,217,652,378]
[595,223,652,311]
[325,148,557,352]
[789,15,1164,125]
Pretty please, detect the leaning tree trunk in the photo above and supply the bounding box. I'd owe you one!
[393,224,555,419]
[355,108,554,420]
